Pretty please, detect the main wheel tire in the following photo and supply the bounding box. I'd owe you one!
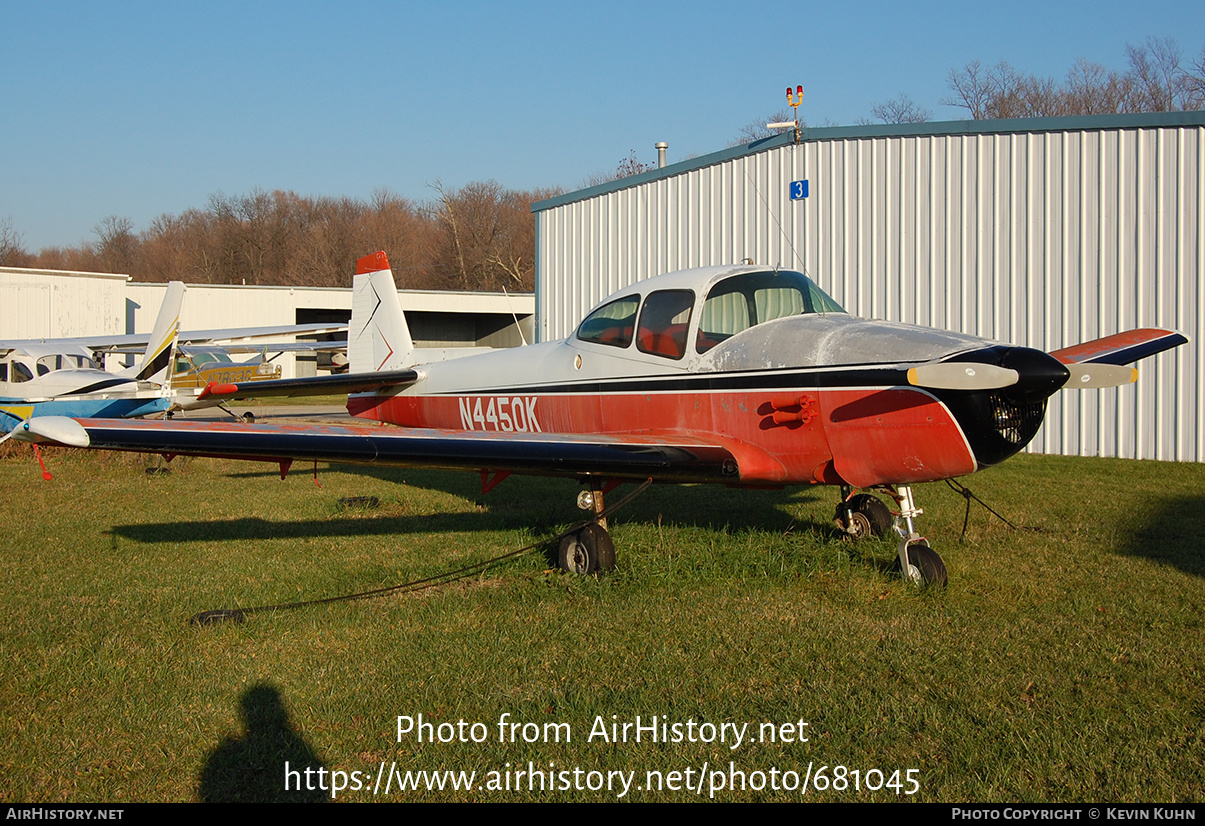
[557,524,616,574]
[904,542,947,587]
[836,494,893,539]
[850,494,893,537]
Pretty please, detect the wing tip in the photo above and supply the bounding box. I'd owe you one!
[13,416,91,448]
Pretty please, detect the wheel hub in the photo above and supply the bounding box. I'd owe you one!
[844,511,872,539]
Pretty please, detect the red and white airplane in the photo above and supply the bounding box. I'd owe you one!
[15,251,1187,585]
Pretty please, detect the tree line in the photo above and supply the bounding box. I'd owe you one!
[2,182,556,292]
[873,37,1204,123]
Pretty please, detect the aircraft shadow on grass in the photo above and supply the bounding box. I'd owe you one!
[111,467,834,550]
[1119,494,1205,579]
[197,682,327,803]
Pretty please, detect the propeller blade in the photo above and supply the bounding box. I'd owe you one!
[1064,363,1138,389]
[907,363,1019,390]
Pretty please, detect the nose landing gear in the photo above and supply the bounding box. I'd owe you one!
[835,484,947,587]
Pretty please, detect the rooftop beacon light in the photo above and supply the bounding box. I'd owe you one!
[767,85,805,143]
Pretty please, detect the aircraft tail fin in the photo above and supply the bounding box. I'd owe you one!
[121,281,184,386]
[349,251,414,373]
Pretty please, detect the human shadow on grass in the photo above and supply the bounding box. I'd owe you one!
[198,682,327,803]
[1119,494,1205,579]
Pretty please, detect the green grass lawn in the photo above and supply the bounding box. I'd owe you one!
[0,448,1202,802]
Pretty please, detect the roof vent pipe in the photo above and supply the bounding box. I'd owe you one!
[655,142,668,169]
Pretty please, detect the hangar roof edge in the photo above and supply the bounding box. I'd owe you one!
[532,110,1205,214]
[1,266,130,281]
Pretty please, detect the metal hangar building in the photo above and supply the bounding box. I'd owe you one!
[531,111,1205,463]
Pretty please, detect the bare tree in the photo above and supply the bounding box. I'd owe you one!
[1128,37,1182,111]
[426,180,470,289]
[614,148,654,178]
[94,215,137,274]
[943,61,994,119]
[580,148,658,187]
[21,182,548,291]
[945,40,1204,119]
[1186,46,1205,109]
[945,61,1065,118]
[1063,58,1133,115]
[426,180,538,291]
[870,93,932,124]
[0,217,32,267]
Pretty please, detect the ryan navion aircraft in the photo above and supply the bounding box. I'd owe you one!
[15,252,1188,586]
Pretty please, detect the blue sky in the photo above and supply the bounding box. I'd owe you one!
[3,0,1203,251]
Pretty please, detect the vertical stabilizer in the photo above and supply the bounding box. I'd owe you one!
[122,281,184,386]
[349,251,414,373]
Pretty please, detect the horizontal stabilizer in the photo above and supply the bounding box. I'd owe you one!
[98,323,347,354]
[196,369,420,401]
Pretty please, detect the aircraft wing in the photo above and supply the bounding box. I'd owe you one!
[194,369,420,401]
[88,323,348,354]
[174,323,346,346]
[1049,328,1188,365]
[177,342,347,356]
[15,417,739,484]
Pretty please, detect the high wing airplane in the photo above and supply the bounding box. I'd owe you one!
[1,288,347,427]
[167,339,350,414]
[0,282,186,435]
[14,251,1188,586]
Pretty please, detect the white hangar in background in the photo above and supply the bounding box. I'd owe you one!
[0,267,128,339]
[532,111,1205,463]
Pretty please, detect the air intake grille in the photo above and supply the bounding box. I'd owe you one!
[989,394,1047,445]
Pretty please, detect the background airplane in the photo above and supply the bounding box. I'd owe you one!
[1,284,347,432]
[0,282,185,435]
[15,252,1188,586]
[166,340,349,416]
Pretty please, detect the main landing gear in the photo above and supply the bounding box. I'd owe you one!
[834,484,948,587]
[558,523,616,574]
[557,481,618,574]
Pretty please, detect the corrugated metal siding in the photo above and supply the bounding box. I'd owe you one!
[0,269,127,339]
[535,116,1204,462]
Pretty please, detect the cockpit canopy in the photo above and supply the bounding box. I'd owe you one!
[0,350,101,386]
[575,269,844,360]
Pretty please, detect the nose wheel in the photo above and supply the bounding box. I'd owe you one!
[898,539,947,587]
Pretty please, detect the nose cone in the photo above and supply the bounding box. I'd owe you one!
[932,347,1070,471]
[999,347,1070,401]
